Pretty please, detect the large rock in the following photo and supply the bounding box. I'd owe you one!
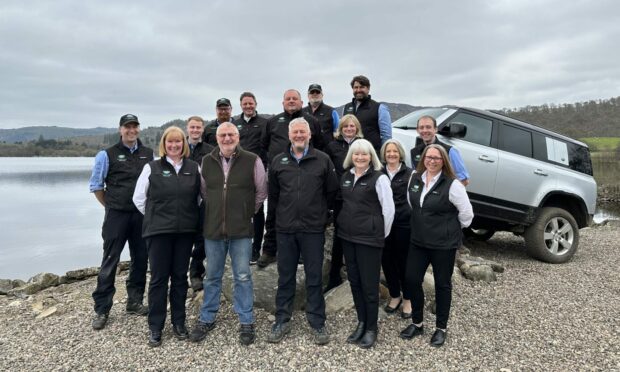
[28,272,60,289]
[456,255,504,273]
[324,281,354,314]
[461,264,497,282]
[8,282,43,297]
[0,279,12,295]
[65,267,100,280]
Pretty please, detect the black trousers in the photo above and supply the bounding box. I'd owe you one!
[92,209,148,315]
[342,240,382,331]
[328,199,344,285]
[252,203,265,256]
[381,225,411,300]
[406,247,457,329]
[275,232,325,329]
[189,203,206,279]
[262,202,277,256]
[146,233,193,332]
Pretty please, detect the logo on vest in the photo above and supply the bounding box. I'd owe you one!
[278,117,286,122]
[414,154,421,161]
[410,184,420,193]
[342,180,352,188]
[117,154,126,162]
[345,107,353,113]
[162,170,172,177]
[280,157,290,164]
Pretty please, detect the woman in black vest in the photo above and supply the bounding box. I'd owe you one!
[379,139,413,318]
[133,126,202,347]
[400,144,473,347]
[337,139,395,349]
[324,114,364,292]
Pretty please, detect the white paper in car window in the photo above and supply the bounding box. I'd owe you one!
[546,137,569,165]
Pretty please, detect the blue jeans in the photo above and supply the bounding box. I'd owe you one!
[199,238,254,324]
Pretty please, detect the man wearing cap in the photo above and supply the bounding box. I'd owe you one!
[258,89,325,268]
[203,98,233,147]
[343,75,392,153]
[303,83,340,147]
[232,92,268,264]
[185,116,214,291]
[88,114,154,330]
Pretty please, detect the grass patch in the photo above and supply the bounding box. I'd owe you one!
[579,137,620,152]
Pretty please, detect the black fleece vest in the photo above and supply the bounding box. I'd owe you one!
[142,158,201,238]
[343,96,381,151]
[104,140,153,211]
[337,170,384,248]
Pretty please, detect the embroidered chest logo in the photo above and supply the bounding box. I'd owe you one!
[117,154,126,162]
[410,184,420,193]
[342,180,352,188]
[280,157,290,164]
[162,170,172,177]
[414,154,421,161]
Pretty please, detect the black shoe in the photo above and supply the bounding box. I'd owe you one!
[400,324,424,339]
[148,330,162,347]
[239,323,256,345]
[126,302,148,316]
[346,322,366,344]
[401,311,412,319]
[172,324,189,340]
[250,251,260,265]
[266,321,291,343]
[257,253,276,268]
[430,329,446,347]
[190,277,203,292]
[358,330,378,349]
[91,312,108,330]
[312,326,330,345]
[384,298,402,314]
[188,321,216,343]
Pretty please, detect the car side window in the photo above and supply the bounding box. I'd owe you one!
[498,123,532,157]
[448,113,493,146]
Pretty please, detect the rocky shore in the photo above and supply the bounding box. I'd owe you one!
[1,223,619,371]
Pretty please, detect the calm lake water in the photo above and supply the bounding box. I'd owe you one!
[0,156,618,281]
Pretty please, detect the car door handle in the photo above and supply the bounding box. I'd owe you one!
[478,155,495,163]
[534,169,548,176]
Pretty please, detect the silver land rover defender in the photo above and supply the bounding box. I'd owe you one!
[392,106,597,263]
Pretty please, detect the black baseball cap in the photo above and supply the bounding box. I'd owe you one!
[308,84,322,93]
[119,114,140,126]
[216,98,232,107]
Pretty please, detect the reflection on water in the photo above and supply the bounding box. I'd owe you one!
[0,157,129,280]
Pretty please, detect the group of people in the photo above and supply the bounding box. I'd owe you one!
[88,75,473,349]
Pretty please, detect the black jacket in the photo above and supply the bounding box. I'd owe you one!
[188,140,214,165]
[268,147,338,233]
[410,137,452,169]
[261,110,325,164]
[303,102,336,147]
[232,114,267,166]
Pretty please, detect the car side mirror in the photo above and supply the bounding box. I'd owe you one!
[439,122,467,138]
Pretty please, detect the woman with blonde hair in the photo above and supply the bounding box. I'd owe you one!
[133,126,203,347]
[337,139,394,348]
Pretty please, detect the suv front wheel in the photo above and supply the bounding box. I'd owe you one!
[524,207,579,264]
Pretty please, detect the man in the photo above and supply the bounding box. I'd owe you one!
[185,116,214,291]
[410,115,470,185]
[88,114,154,330]
[189,122,267,346]
[266,118,338,345]
[232,92,268,264]
[302,83,340,146]
[343,75,392,153]
[258,89,325,268]
[203,98,233,147]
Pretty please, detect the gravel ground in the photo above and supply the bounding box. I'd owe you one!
[1,224,619,371]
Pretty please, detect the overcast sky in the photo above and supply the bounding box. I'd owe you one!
[1,0,618,129]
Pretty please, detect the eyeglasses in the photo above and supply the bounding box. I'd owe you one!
[424,156,443,162]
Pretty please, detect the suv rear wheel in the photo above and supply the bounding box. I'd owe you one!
[524,207,579,263]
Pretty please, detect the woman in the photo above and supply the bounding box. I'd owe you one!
[337,139,395,349]
[379,139,413,318]
[133,126,203,347]
[400,144,473,347]
[324,114,364,292]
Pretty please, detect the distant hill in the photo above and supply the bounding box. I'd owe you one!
[0,126,117,143]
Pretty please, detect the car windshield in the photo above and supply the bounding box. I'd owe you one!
[392,108,450,129]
